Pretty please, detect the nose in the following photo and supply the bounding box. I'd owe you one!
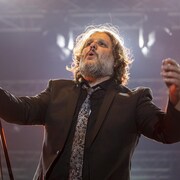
[90,42,97,50]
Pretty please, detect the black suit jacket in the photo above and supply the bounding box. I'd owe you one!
[0,79,180,180]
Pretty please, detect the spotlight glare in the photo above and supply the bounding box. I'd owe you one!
[139,28,144,48]
[56,34,65,48]
[68,31,74,50]
[141,46,150,57]
[164,27,172,36]
[147,31,156,48]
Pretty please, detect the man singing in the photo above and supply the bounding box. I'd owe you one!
[0,24,180,180]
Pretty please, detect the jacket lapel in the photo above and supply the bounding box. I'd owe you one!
[86,83,117,147]
[56,83,81,151]
[44,82,81,178]
[64,84,81,133]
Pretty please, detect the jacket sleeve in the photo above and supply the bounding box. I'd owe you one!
[154,101,180,143]
[136,87,180,144]
[0,80,52,125]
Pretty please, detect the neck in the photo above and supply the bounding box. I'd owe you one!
[84,76,111,87]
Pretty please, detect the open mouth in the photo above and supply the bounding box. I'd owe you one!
[86,50,97,59]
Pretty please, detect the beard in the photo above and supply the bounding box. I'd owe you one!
[79,55,114,79]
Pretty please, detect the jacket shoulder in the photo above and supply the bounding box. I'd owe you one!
[131,86,153,100]
[118,85,153,99]
[119,84,152,94]
[48,79,76,87]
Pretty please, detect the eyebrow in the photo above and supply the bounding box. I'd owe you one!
[85,38,109,46]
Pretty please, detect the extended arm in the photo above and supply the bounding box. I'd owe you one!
[0,82,51,125]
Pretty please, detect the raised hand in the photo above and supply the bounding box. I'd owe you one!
[161,58,180,109]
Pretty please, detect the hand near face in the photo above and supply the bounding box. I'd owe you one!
[161,58,180,109]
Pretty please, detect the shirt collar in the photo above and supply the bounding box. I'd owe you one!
[80,77,115,91]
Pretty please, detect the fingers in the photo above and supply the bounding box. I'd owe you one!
[162,58,180,72]
[161,58,180,87]
[162,58,179,66]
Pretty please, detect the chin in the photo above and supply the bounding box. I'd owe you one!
[85,58,96,62]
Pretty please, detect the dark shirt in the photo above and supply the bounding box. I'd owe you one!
[47,78,114,180]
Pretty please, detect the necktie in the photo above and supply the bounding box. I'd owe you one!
[68,86,99,180]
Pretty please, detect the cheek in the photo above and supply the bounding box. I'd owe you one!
[100,52,113,59]
[81,47,88,56]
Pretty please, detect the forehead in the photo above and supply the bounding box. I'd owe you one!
[88,32,112,43]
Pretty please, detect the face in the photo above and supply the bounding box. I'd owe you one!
[79,32,115,81]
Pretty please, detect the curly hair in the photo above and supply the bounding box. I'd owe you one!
[66,24,133,85]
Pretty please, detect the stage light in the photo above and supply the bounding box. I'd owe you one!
[139,27,156,57]
[163,27,172,36]
[56,31,74,61]
[56,34,65,48]
[141,46,149,57]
